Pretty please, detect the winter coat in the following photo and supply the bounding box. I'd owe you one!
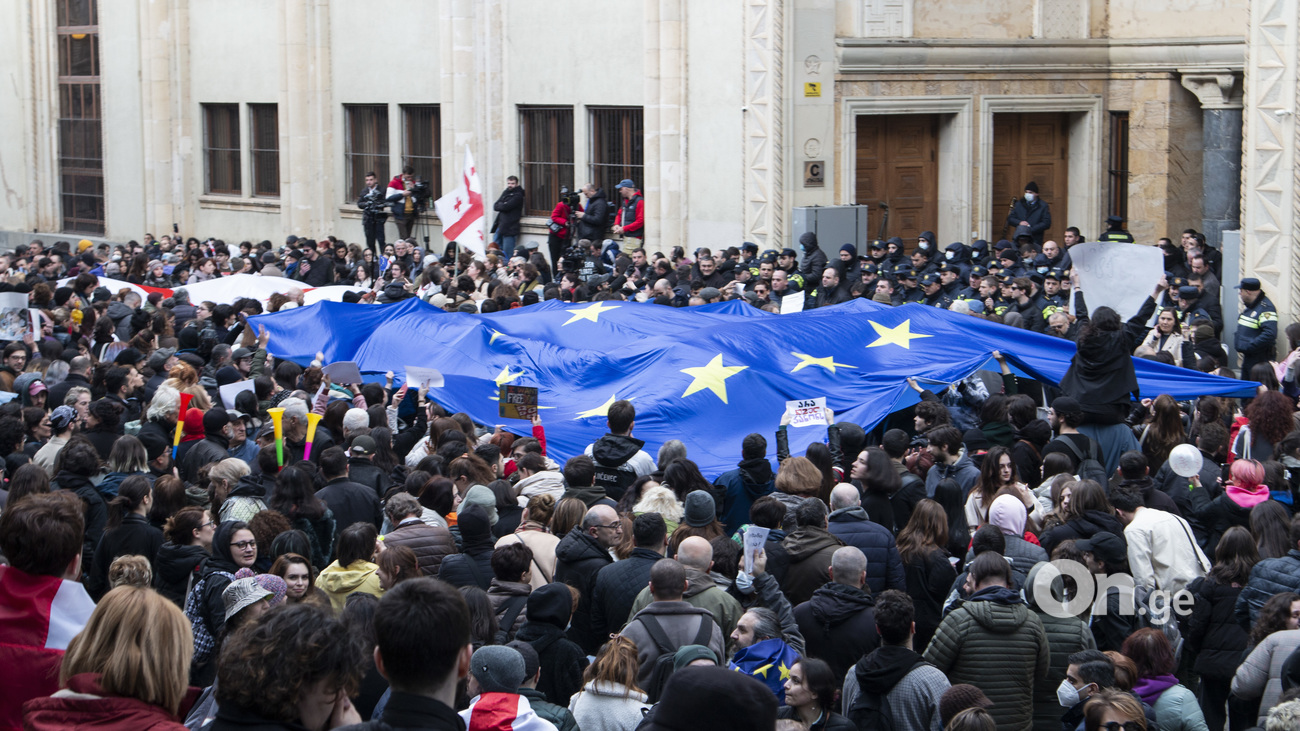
[626,566,745,640]
[288,511,336,572]
[515,620,588,708]
[519,687,578,731]
[153,541,209,607]
[383,516,457,577]
[316,477,383,534]
[714,457,776,536]
[487,579,532,642]
[793,582,880,682]
[495,526,560,589]
[554,528,615,654]
[827,506,906,594]
[315,559,383,612]
[1183,575,1249,681]
[584,433,655,503]
[923,586,1051,731]
[87,513,165,600]
[1133,675,1209,731]
[186,523,245,686]
[1237,549,1300,626]
[438,506,496,590]
[575,189,609,242]
[1060,292,1155,422]
[219,474,270,523]
[1198,486,1268,556]
[798,232,829,281]
[1039,510,1127,558]
[903,546,957,652]
[843,645,949,731]
[181,435,230,484]
[335,691,463,731]
[22,673,194,731]
[924,452,981,498]
[1024,564,1097,731]
[775,706,857,731]
[514,470,566,507]
[591,546,663,636]
[621,600,726,686]
[781,526,845,606]
[1232,628,1300,725]
[346,458,390,499]
[52,471,107,577]
[568,681,650,731]
[492,185,526,237]
[961,534,1047,589]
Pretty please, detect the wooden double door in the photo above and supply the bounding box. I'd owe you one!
[855,114,937,243]
[992,112,1070,243]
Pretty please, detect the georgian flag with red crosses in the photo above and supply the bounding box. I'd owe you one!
[434,146,487,258]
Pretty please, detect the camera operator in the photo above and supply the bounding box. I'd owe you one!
[357,172,388,256]
[386,165,430,239]
[573,183,609,244]
[548,188,578,269]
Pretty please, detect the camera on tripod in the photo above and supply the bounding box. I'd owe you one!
[559,186,581,209]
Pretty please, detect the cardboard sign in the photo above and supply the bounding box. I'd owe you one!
[219,380,257,410]
[404,366,444,390]
[743,526,770,575]
[780,289,806,314]
[786,397,827,428]
[322,361,363,384]
[0,292,27,340]
[499,385,539,420]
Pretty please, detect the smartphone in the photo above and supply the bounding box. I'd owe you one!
[172,222,179,234]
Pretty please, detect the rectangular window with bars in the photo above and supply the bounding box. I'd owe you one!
[519,106,574,216]
[589,107,644,204]
[203,104,241,195]
[249,104,279,198]
[402,105,441,202]
[56,0,103,234]
[346,105,389,202]
[1108,112,1130,222]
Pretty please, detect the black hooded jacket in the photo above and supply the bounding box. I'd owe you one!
[190,521,247,685]
[794,582,880,682]
[437,504,495,590]
[516,583,589,707]
[1039,509,1127,557]
[1060,291,1156,422]
[799,232,828,281]
[589,433,650,502]
[852,644,931,712]
[154,541,209,607]
[554,528,615,655]
[52,471,107,576]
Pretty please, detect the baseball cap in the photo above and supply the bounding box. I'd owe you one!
[1076,531,1127,567]
[231,347,253,361]
[28,380,48,397]
[350,435,377,456]
[616,179,636,190]
[49,405,77,430]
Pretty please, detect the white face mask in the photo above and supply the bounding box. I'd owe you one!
[1057,679,1083,708]
[1025,192,1037,202]
[918,241,930,251]
[945,251,955,260]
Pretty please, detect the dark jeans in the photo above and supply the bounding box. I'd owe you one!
[362,217,386,255]
[1199,676,1256,731]
[547,233,568,275]
[395,214,416,240]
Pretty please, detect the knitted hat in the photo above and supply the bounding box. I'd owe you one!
[215,366,243,387]
[683,490,716,528]
[840,243,857,257]
[1050,396,1082,417]
[470,645,526,694]
[642,666,778,731]
[672,644,719,672]
[962,428,990,452]
[202,408,229,436]
[461,485,499,526]
[1024,181,1039,194]
[939,684,994,728]
[182,408,205,437]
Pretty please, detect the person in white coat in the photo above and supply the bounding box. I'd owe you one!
[568,636,651,731]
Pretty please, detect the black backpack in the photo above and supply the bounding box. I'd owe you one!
[846,657,927,731]
[636,613,714,703]
[1055,436,1108,486]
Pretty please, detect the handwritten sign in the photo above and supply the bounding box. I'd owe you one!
[743,526,770,575]
[499,385,539,420]
[0,293,26,340]
[787,397,827,428]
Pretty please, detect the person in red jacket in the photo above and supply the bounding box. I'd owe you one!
[612,179,645,244]
[0,492,96,731]
[22,585,200,731]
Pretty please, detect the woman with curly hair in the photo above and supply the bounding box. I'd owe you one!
[1235,390,1295,462]
[211,603,364,729]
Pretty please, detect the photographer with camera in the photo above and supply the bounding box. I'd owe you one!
[574,183,609,245]
[548,188,578,268]
[386,165,431,240]
[357,172,388,256]
[491,175,526,260]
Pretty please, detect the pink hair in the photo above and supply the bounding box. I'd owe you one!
[1230,459,1265,491]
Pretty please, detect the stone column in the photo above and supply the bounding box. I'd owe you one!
[742,0,786,249]
[281,0,332,236]
[645,0,687,252]
[1179,70,1243,251]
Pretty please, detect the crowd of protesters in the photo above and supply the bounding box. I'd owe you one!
[1,212,1300,731]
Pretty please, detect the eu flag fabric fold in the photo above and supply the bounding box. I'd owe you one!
[250,298,1255,477]
[729,638,801,703]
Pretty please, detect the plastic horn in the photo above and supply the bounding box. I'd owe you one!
[302,412,323,461]
[267,407,285,467]
[172,392,194,459]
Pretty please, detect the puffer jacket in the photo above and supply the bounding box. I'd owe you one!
[153,541,209,607]
[1232,628,1300,725]
[219,473,271,523]
[514,470,566,506]
[793,582,880,683]
[22,672,194,731]
[347,457,390,498]
[827,507,906,594]
[1134,675,1209,731]
[553,528,614,654]
[591,546,663,636]
[780,526,845,606]
[1237,549,1300,625]
[487,578,532,641]
[961,534,1047,588]
[922,585,1050,731]
[714,457,776,536]
[519,687,579,731]
[495,525,560,589]
[1039,509,1127,557]
[1183,574,1249,681]
[382,516,457,577]
[1025,563,1097,731]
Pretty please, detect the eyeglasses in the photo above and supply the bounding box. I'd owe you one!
[231,540,256,550]
[594,523,623,531]
[1100,723,1145,731]
[200,521,215,528]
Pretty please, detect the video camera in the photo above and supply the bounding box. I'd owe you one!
[559,186,581,209]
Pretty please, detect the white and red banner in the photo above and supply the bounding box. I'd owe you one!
[433,146,486,258]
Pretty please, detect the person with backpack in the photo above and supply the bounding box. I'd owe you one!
[1040,396,1108,486]
[842,589,950,731]
[582,400,655,502]
[618,559,724,702]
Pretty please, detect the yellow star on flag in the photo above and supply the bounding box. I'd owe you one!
[493,367,526,387]
[680,354,747,404]
[574,394,631,420]
[488,329,506,345]
[562,301,621,326]
[866,319,931,350]
[753,662,774,678]
[778,662,792,680]
[790,351,857,374]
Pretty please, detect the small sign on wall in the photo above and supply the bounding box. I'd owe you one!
[804,161,824,188]
[804,82,821,97]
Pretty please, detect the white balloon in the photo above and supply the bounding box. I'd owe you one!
[1168,443,1202,478]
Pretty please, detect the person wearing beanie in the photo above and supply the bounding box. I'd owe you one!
[460,645,555,731]
[437,504,497,591]
[672,644,718,672]
[835,243,863,286]
[180,408,233,484]
[514,582,589,707]
[666,490,724,555]
[640,666,778,731]
[798,231,828,283]
[1007,181,1051,247]
[939,683,995,728]
[506,640,580,731]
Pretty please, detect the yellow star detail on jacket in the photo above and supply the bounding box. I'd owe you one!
[562,301,621,326]
[680,354,748,404]
[790,352,857,374]
[866,319,931,350]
